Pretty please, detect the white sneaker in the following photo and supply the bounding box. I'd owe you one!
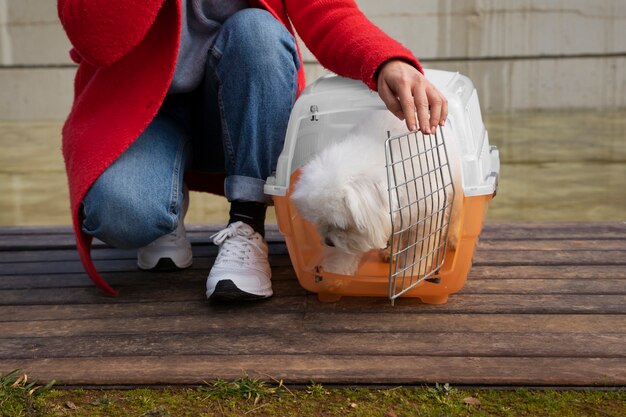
[137,187,193,270]
[206,221,272,301]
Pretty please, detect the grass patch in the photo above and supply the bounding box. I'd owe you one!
[1,372,624,416]
[199,376,290,403]
[0,369,55,417]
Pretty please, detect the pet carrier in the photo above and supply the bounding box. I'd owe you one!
[265,70,499,303]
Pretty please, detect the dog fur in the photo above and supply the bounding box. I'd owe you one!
[291,110,462,276]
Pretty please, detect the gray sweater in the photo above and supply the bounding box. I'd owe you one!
[168,0,248,94]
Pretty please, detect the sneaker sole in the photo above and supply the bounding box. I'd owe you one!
[138,257,192,271]
[208,280,271,301]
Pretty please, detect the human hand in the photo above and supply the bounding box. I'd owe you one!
[376,59,448,134]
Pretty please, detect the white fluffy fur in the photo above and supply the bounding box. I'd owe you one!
[291,111,462,276]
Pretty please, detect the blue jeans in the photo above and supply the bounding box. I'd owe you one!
[81,9,300,248]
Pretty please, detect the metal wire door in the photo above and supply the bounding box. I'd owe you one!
[385,127,455,304]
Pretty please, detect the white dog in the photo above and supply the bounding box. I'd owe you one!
[291,110,462,276]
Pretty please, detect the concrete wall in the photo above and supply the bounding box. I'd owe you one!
[1,0,625,119]
[0,0,75,120]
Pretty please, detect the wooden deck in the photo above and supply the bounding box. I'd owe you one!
[0,222,625,387]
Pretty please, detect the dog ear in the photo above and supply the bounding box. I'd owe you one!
[344,177,391,248]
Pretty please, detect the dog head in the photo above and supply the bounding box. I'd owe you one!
[291,149,392,254]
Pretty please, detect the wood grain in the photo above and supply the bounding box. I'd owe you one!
[1,356,624,386]
[0,222,625,386]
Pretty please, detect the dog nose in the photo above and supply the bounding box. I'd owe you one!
[324,237,335,247]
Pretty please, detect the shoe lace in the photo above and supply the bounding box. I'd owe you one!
[211,222,266,263]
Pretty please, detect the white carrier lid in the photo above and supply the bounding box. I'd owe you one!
[265,69,499,197]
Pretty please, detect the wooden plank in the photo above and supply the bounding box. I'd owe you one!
[473,250,626,266]
[0,235,115,250]
[0,298,307,322]
[0,280,306,305]
[301,313,626,334]
[1,314,624,338]
[0,266,615,297]
[0,247,289,267]
[1,290,624,314]
[2,265,625,292]
[461,279,626,294]
[1,249,623,276]
[0,258,215,275]
[1,356,624,385]
[479,223,626,240]
[3,272,623,296]
[1,292,625,321]
[0,227,285,250]
[0,222,623,388]
[2,331,624,359]
[0,248,137,263]
[0,245,217,263]
[477,239,626,251]
[0,265,297,289]
[0,226,75,236]
[0,271,207,289]
[3,239,626,264]
[0,251,291,275]
[469,265,626,279]
[0,245,263,263]
[0,222,624,250]
[0,313,305,337]
[303,294,626,314]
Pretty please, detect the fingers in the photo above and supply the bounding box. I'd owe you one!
[398,85,418,131]
[426,90,442,132]
[409,83,448,135]
[426,83,448,132]
[379,74,420,131]
[378,80,404,121]
[440,94,448,126]
[427,95,441,131]
[376,60,449,134]
[412,82,431,134]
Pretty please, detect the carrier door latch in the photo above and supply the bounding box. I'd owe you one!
[310,105,319,121]
[489,145,499,197]
[314,265,323,282]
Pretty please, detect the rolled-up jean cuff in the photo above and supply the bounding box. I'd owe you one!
[225,175,273,205]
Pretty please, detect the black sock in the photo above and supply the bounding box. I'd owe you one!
[228,201,267,237]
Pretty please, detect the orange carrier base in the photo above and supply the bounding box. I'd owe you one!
[273,170,494,304]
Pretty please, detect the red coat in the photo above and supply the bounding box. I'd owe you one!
[58,0,422,295]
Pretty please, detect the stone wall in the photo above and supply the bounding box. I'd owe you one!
[1,0,625,119]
